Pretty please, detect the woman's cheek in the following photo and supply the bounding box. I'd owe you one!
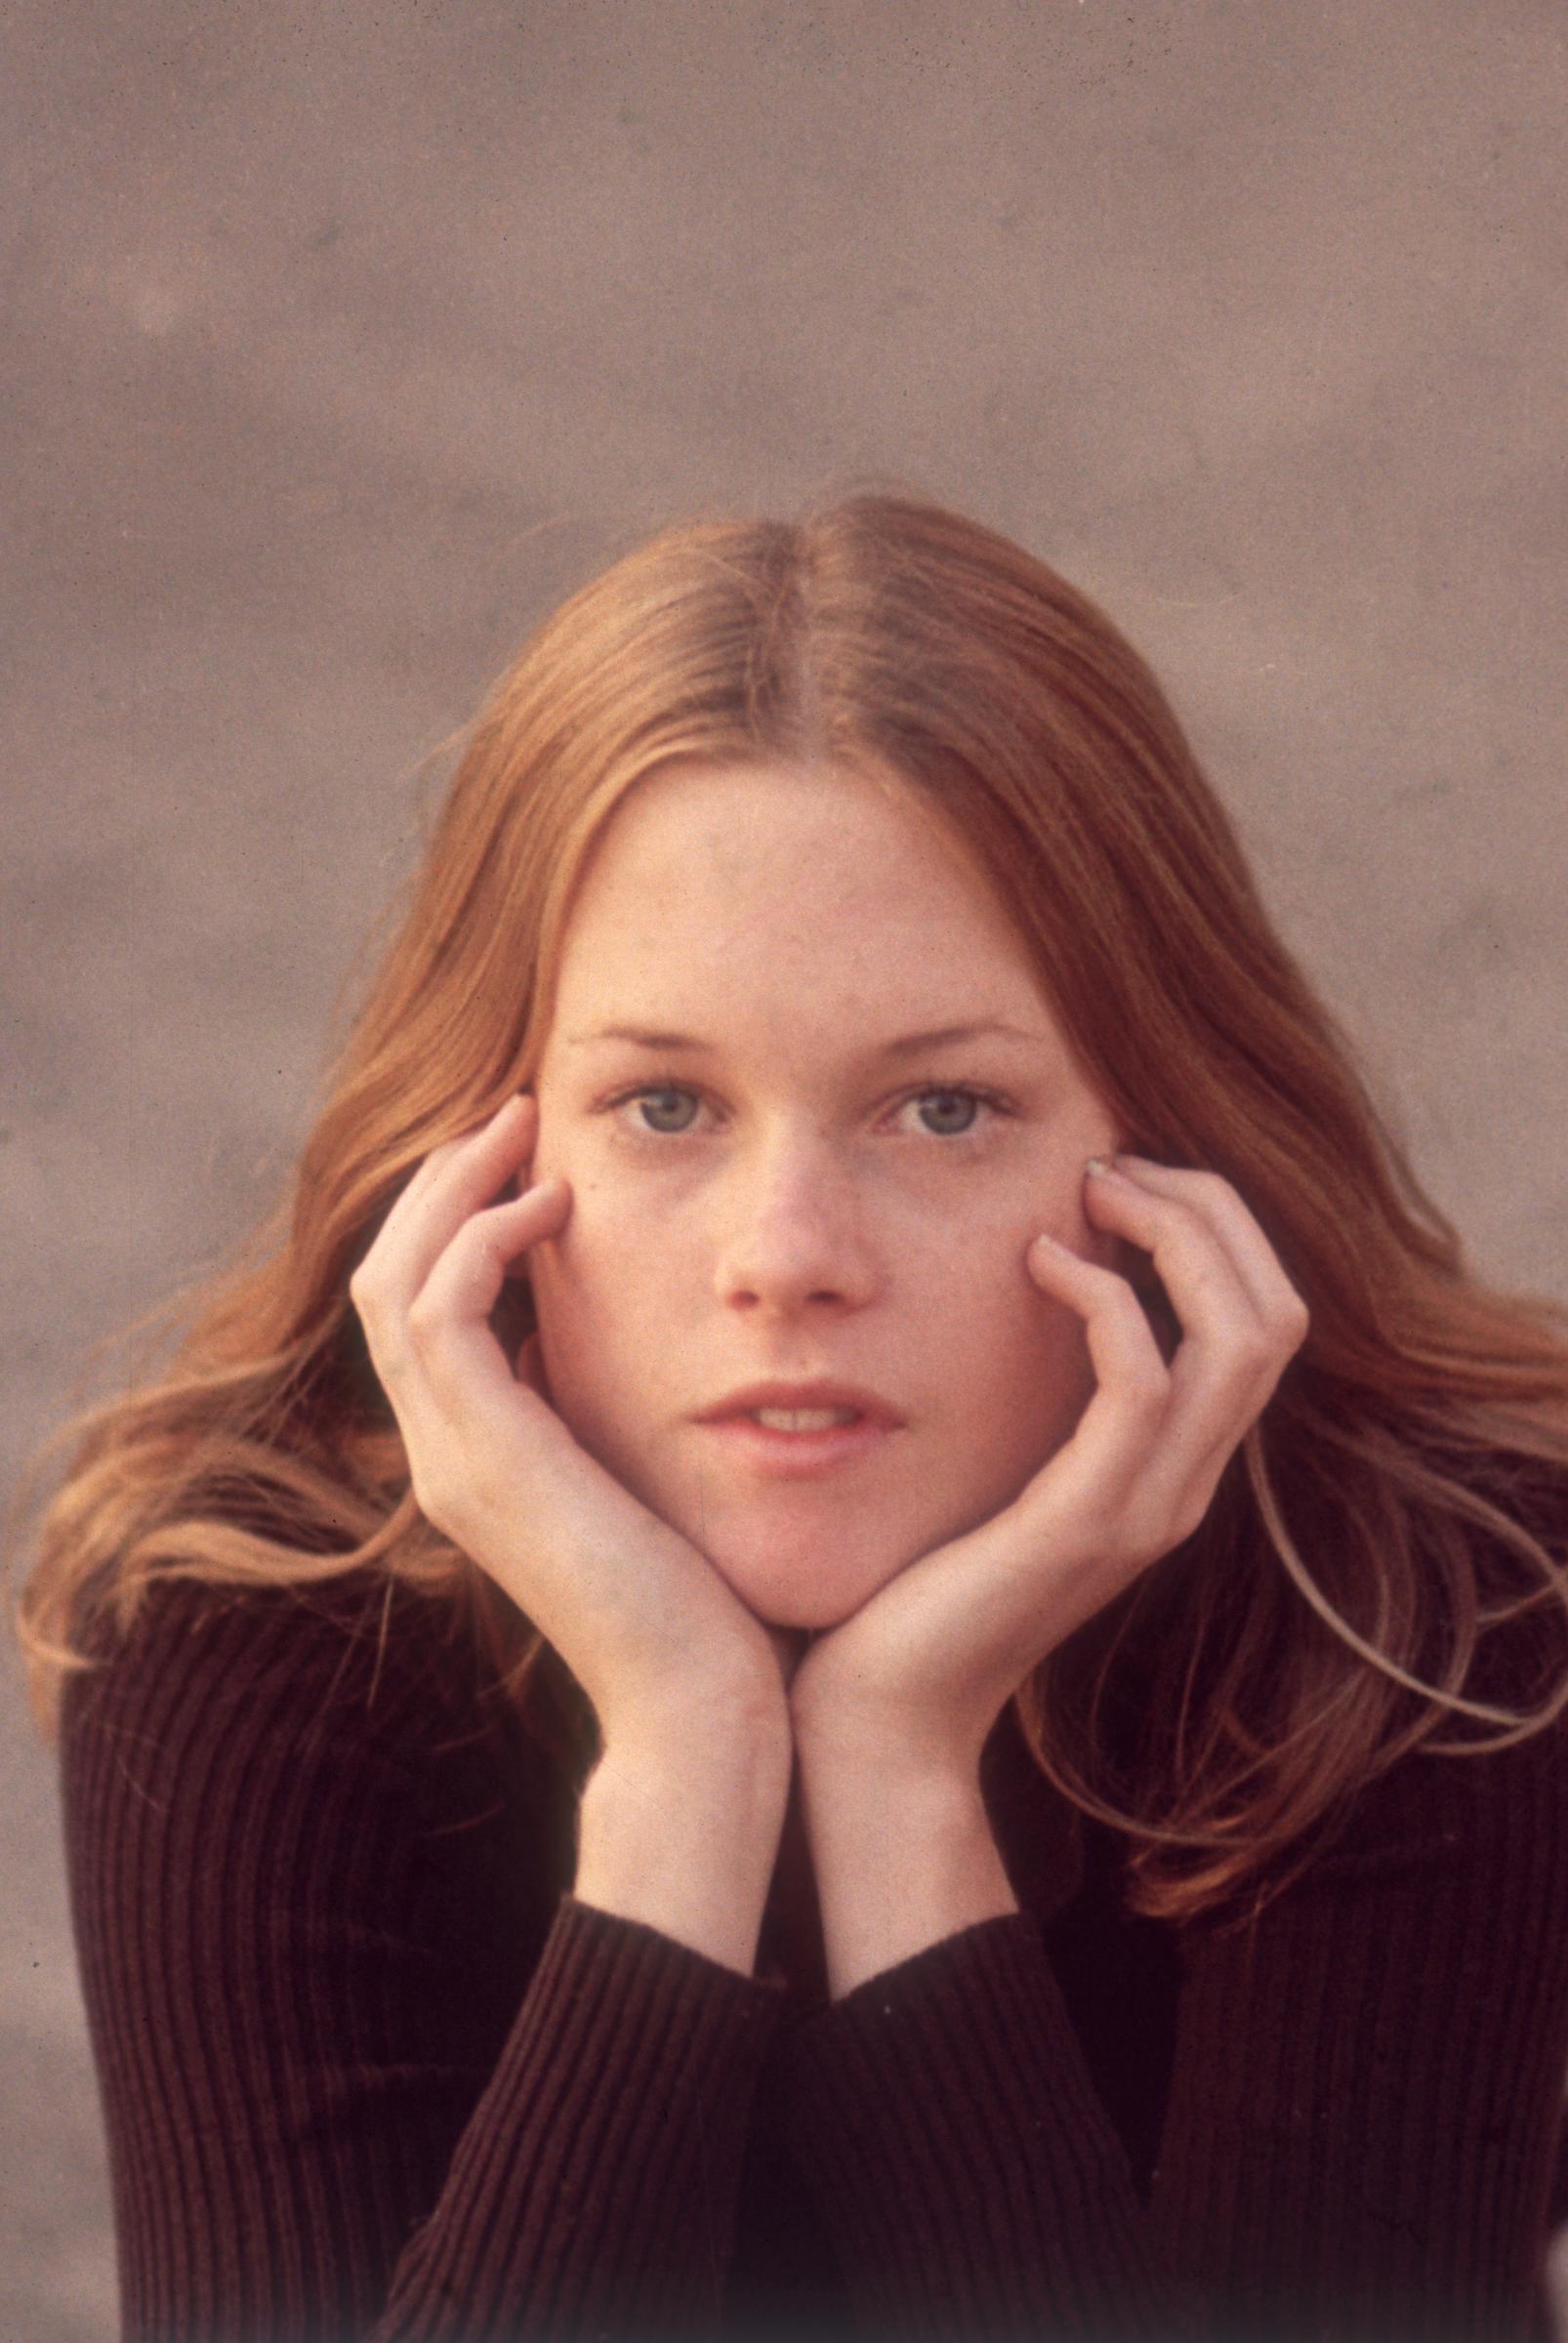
[992,1224,1099,1443]
[536,1171,691,1400]
[521,1135,618,1374]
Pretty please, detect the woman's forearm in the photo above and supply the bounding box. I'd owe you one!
[794,1723,1019,1999]
[574,1699,794,1978]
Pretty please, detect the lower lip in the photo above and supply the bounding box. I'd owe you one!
[697,1414,899,1478]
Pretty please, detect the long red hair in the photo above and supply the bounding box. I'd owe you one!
[11,484,1567,1928]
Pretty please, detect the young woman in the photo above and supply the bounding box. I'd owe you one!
[13,489,1568,2343]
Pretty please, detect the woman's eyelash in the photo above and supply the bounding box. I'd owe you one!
[598,1080,1015,1137]
[601,1083,706,1135]
[903,1084,1014,1135]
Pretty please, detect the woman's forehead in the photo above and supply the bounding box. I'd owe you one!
[558,757,1021,943]
[539,780,1070,1072]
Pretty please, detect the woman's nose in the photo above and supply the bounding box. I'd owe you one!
[711,1134,880,1316]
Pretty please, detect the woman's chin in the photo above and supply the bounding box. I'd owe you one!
[697,1520,915,1632]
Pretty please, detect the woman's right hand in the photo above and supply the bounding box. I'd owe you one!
[349,1092,796,1759]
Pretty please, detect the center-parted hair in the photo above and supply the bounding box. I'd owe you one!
[12,484,1568,1928]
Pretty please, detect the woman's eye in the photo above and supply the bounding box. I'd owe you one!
[903,1088,994,1137]
[624,1086,702,1134]
[604,1082,1006,1141]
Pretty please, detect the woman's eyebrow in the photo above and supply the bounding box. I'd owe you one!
[564,1020,1046,1055]
[871,1021,1048,1057]
[564,1025,711,1051]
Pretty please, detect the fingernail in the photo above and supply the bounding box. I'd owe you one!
[1085,1156,1124,1180]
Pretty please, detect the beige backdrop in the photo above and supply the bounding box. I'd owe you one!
[4,3,1565,2335]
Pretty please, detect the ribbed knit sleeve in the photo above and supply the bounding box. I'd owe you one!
[370,1897,780,2341]
[59,1573,785,2343]
[781,1688,1568,2342]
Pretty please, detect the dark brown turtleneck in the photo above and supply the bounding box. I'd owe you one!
[58,1560,1568,2341]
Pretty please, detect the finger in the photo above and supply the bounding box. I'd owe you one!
[397,1204,573,1512]
[1023,1232,1176,1498]
[362,1094,539,1312]
[375,1098,534,1246]
[384,1100,525,1201]
[1100,1155,1310,1338]
[1022,1232,1249,1576]
[1085,1163,1263,1342]
[414,1180,571,1352]
[1084,1163,1301,1377]
[1078,1166,1302,1469]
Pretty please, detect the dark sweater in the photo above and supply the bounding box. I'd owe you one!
[57,1559,1568,2343]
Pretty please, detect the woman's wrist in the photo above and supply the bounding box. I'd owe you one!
[593,1625,795,1763]
[793,1725,1018,2000]
[575,1706,793,1979]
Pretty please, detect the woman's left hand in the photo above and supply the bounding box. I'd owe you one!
[786,1154,1311,1778]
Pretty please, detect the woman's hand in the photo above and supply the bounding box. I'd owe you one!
[787,1153,1311,1781]
[349,1093,795,1756]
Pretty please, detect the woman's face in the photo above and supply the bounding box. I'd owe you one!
[526,760,1127,1630]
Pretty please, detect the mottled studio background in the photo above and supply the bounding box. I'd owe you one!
[3,3,1566,2336]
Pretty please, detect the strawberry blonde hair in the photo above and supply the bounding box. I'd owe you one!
[11,484,1568,1928]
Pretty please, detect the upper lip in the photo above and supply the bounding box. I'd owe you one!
[697,1378,905,1427]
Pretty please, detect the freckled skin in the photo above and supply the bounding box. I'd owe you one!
[526,760,1127,1631]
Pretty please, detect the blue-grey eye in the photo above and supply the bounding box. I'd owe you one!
[637,1088,699,1133]
[917,1089,981,1135]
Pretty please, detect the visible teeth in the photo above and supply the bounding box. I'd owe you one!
[750,1407,859,1431]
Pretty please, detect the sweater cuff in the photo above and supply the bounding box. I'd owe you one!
[380,1891,788,2337]
[779,1911,1174,2339]
[553,1888,793,2009]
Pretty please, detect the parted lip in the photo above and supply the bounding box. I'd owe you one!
[696,1378,905,1427]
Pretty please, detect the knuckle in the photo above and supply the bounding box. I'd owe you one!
[1172,1500,1210,1548]
[1229,1327,1277,1383]
[1108,1300,1166,1369]
[407,1466,446,1526]
[1121,1358,1171,1418]
[410,1463,468,1537]
[1102,1277,1161,1342]
[1064,1502,1118,1566]
[1112,1509,1170,1572]
[404,1289,447,1347]
[1185,1168,1236,1211]
[1160,1188,1207,1232]
[360,1336,404,1393]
